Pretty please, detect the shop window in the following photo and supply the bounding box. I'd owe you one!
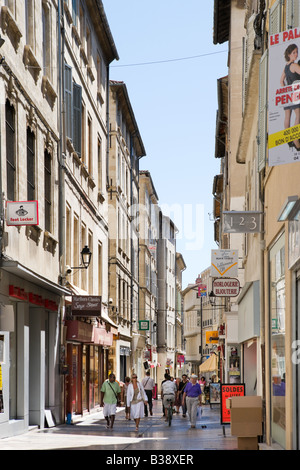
[269,234,286,448]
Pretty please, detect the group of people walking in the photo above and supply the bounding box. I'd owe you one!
[100,371,205,431]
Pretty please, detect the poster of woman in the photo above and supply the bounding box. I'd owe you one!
[268,28,300,166]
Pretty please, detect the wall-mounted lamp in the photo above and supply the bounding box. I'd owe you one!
[277,195,298,222]
[71,245,92,269]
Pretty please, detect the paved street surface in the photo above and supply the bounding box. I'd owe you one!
[0,400,239,451]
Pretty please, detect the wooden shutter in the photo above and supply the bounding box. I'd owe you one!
[258,49,268,172]
[269,0,282,35]
[73,83,82,157]
[65,64,72,140]
[286,0,300,29]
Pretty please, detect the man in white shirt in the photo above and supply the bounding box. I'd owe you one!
[161,374,177,421]
[142,371,155,416]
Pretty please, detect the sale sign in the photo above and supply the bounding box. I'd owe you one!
[220,383,245,425]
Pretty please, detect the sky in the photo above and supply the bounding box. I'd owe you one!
[102,1,229,288]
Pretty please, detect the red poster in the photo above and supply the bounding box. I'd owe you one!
[220,383,245,425]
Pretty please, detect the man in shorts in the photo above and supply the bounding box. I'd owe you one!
[100,373,121,429]
[161,374,177,421]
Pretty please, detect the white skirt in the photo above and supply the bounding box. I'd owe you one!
[130,401,145,419]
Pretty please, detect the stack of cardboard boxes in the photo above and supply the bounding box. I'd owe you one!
[226,396,263,450]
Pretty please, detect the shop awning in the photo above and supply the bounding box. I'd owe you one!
[199,354,218,373]
[1,259,71,296]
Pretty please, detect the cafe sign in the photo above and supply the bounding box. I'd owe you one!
[72,295,102,317]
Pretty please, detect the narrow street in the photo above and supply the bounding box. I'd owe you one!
[0,399,237,451]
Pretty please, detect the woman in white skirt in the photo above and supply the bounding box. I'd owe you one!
[127,373,148,431]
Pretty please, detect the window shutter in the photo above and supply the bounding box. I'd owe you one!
[73,83,82,157]
[64,64,73,140]
[258,49,268,172]
[286,0,300,29]
[269,0,282,35]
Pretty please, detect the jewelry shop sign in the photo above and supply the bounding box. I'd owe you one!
[6,201,39,226]
[212,278,240,297]
[211,250,238,278]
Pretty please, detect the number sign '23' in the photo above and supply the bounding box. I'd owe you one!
[223,211,262,234]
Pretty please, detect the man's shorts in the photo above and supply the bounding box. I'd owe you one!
[103,403,117,417]
[163,394,175,407]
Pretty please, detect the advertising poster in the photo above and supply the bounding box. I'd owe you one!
[268,28,300,166]
[220,383,245,425]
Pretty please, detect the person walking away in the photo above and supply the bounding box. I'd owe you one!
[178,374,189,417]
[141,371,155,416]
[100,373,121,430]
[161,374,177,421]
[182,374,202,428]
[122,376,131,420]
[127,374,148,432]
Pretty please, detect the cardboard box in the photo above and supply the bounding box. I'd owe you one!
[230,396,262,437]
[237,436,258,451]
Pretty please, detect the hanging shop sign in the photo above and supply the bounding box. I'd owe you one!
[205,331,219,344]
[211,250,238,278]
[197,284,207,297]
[268,27,300,166]
[177,355,185,364]
[212,278,240,297]
[71,295,102,316]
[223,211,262,233]
[138,320,150,331]
[6,201,39,226]
[220,383,245,425]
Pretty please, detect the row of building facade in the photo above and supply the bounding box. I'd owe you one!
[196,0,300,450]
[0,0,187,438]
[1,0,299,452]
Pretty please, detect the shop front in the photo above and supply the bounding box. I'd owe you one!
[64,296,117,420]
[0,262,69,438]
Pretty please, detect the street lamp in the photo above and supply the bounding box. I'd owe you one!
[71,245,92,269]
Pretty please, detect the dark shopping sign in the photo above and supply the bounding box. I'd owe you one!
[72,295,102,316]
[223,211,262,233]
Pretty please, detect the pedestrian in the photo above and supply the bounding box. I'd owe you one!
[141,371,155,416]
[161,374,177,421]
[122,376,131,420]
[100,373,121,430]
[199,376,206,405]
[174,377,181,413]
[178,374,189,417]
[127,373,148,432]
[182,374,202,428]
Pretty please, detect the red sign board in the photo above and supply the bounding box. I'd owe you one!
[220,383,245,425]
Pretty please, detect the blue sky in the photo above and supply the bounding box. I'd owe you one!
[102,1,228,287]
